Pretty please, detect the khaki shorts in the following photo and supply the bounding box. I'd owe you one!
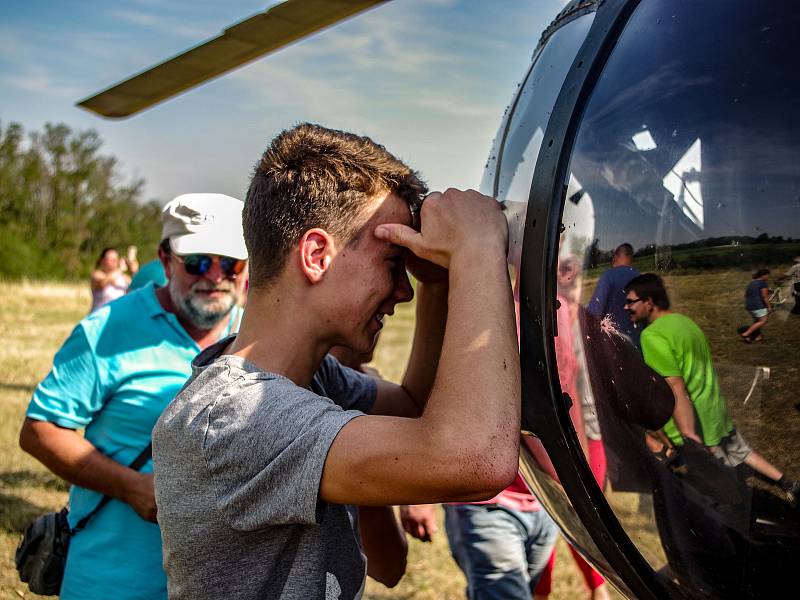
[709,430,753,467]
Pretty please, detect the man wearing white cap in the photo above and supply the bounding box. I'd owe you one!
[18,193,247,600]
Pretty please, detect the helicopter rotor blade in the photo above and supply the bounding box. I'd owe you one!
[76,0,390,119]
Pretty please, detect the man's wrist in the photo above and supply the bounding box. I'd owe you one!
[118,469,144,504]
[449,249,508,285]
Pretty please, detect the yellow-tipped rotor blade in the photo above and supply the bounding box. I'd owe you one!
[77,0,389,119]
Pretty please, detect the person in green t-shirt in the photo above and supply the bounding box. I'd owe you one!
[623,273,799,501]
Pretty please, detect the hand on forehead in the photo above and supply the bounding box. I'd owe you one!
[373,188,507,270]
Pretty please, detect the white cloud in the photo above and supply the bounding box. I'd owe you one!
[109,8,160,27]
[1,63,81,98]
[224,3,495,115]
[107,7,223,40]
[407,92,496,119]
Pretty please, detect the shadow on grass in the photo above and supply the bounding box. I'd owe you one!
[0,470,68,492]
[0,492,53,534]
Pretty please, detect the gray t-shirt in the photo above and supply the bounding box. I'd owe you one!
[152,336,376,600]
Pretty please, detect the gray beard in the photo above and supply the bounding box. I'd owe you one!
[168,280,236,330]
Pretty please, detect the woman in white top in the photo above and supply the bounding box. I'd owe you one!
[90,247,138,312]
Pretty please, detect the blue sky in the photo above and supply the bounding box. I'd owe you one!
[1,0,567,204]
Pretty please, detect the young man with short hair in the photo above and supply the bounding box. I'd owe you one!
[153,123,522,599]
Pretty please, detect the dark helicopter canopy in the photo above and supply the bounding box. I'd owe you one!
[495,0,800,598]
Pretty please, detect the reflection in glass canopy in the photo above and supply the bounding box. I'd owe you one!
[488,0,798,596]
[662,138,703,231]
[552,0,800,597]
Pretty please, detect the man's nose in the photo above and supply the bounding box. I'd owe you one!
[393,268,414,304]
[204,259,226,284]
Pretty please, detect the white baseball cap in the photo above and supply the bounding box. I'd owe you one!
[161,193,247,260]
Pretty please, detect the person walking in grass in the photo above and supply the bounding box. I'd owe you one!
[739,268,771,342]
[624,273,799,502]
[400,476,558,600]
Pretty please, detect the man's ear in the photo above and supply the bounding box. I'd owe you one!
[158,245,173,280]
[299,229,335,284]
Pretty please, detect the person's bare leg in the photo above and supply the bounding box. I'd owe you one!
[591,583,610,600]
[744,451,783,481]
[741,316,767,339]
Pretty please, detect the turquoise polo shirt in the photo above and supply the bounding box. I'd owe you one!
[129,259,167,291]
[27,283,240,600]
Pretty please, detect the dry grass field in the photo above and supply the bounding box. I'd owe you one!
[2,265,796,599]
[0,280,594,600]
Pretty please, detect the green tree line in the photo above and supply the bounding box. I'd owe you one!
[0,120,162,280]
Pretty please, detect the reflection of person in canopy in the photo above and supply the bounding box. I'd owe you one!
[587,243,640,347]
[784,257,800,315]
[534,257,609,600]
[624,273,800,502]
[739,268,771,342]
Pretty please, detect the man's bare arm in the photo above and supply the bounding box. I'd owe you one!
[760,286,771,309]
[369,279,447,418]
[664,376,702,445]
[19,418,157,521]
[358,506,407,587]
[320,189,520,506]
